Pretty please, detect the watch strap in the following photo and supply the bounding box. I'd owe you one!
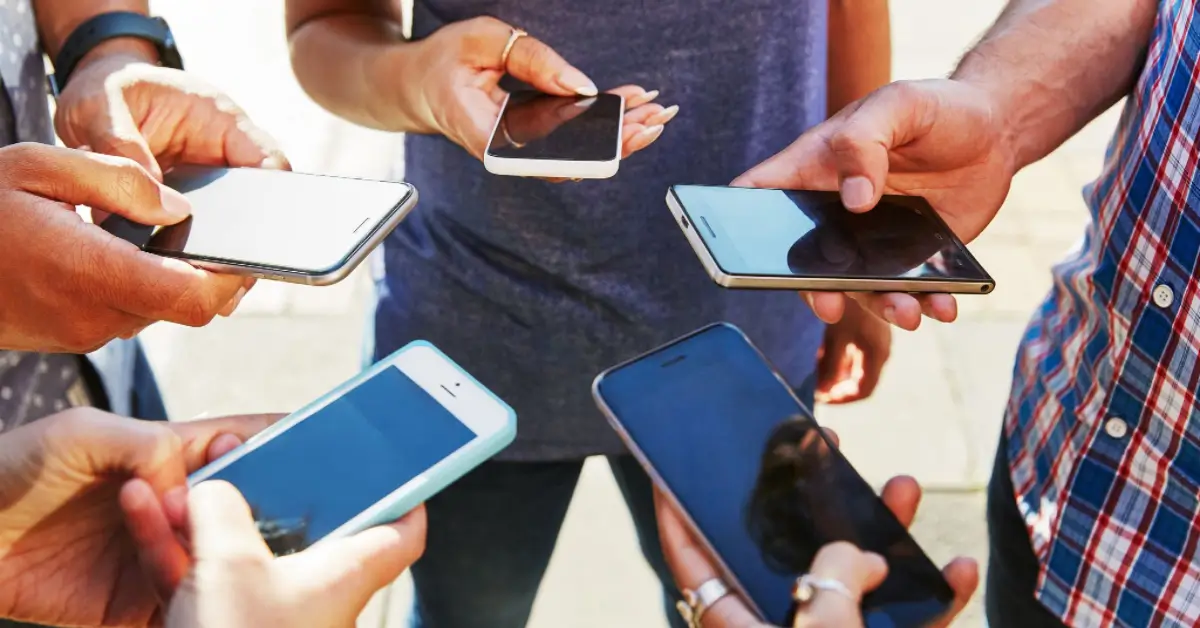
[49,12,183,96]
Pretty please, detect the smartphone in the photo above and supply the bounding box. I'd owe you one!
[665,184,994,294]
[483,91,624,179]
[99,166,418,286]
[592,323,955,627]
[188,340,516,556]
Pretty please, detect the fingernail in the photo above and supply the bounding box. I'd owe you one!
[160,186,191,218]
[840,176,874,210]
[629,89,660,107]
[649,104,680,126]
[556,68,598,96]
[883,306,896,325]
[574,97,598,108]
[638,124,665,142]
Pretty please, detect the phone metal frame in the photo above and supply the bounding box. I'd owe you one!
[482,93,624,180]
[665,186,996,294]
[150,176,419,287]
[188,339,517,550]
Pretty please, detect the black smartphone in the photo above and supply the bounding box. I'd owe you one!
[592,323,955,627]
[99,166,418,286]
[666,185,994,294]
[483,91,624,179]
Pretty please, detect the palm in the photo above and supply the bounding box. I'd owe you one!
[0,471,159,626]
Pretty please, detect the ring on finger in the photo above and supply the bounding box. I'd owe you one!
[676,578,731,628]
[499,27,528,71]
[792,573,856,607]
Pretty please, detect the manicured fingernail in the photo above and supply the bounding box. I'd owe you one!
[160,186,191,218]
[639,124,665,143]
[649,104,680,126]
[629,89,660,107]
[556,68,598,96]
[840,176,874,210]
[574,97,598,108]
[883,306,896,325]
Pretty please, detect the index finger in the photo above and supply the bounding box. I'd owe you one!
[73,232,246,327]
[167,413,285,471]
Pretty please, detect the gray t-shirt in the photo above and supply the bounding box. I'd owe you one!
[0,0,92,432]
[375,0,828,460]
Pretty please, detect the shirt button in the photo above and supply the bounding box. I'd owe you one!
[1153,284,1175,308]
[1105,417,1129,439]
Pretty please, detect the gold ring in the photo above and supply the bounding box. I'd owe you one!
[499,28,528,71]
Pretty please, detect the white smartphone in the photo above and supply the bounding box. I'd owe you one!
[100,166,418,286]
[483,91,624,179]
[188,340,517,556]
[666,184,995,294]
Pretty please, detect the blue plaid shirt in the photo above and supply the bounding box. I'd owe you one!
[1005,1,1200,625]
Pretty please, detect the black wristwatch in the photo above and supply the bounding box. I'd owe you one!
[49,12,183,96]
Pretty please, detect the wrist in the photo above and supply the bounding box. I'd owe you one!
[73,37,160,73]
[364,43,436,133]
[947,64,1026,176]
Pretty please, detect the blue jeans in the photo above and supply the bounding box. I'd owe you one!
[408,455,689,628]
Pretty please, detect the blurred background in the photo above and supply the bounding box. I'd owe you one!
[141,1,1121,625]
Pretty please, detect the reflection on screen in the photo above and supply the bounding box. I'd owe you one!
[144,167,410,272]
[206,366,476,555]
[486,92,622,161]
[597,325,953,626]
[673,186,988,282]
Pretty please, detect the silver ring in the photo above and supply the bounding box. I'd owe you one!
[792,574,856,606]
[676,578,731,628]
[499,28,527,71]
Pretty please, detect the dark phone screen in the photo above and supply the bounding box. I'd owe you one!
[125,166,413,273]
[672,185,989,283]
[201,366,476,556]
[486,91,622,161]
[596,324,954,627]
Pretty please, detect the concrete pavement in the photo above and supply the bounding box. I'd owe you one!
[141,2,1119,625]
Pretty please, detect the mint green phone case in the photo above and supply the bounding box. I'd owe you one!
[188,339,517,545]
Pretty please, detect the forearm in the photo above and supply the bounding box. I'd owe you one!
[827,0,891,115]
[287,1,424,132]
[953,0,1157,170]
[33,0,158,67]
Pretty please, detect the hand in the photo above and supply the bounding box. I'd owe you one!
[394,17,676,159]
[54,51,288,184]
[815,300,891,404]
[734,79,1015,330]
[0,143,255,353]
[0,408,280,627]
[161,481,426,628]
[657,431,979,627]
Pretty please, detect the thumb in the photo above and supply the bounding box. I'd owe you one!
[83,118,165,182]
[502,35,598,97]
[826,85,925,212]
[0,143,189,225]
[187,480,272,561]
[283,506,427,607]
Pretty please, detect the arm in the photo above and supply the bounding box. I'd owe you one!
[954,0,1158,170]
[33,0,159,68]
[827,0,891,116]
[285,0,426,132]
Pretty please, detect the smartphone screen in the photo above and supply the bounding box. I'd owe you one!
[105,167,414,274]
[671,185,990,284]
[486,91,622,162]
[198,363,478,556]
[595,324,955,627]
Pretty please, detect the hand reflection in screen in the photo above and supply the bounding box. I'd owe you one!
[496,94,592,149]
[745,417,855,576]
[785,197,949,278]
[252,508,312,557]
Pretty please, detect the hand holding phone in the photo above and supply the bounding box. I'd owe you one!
[594,324,960,627]
[100,166,418,285]
[188,340,516,556]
